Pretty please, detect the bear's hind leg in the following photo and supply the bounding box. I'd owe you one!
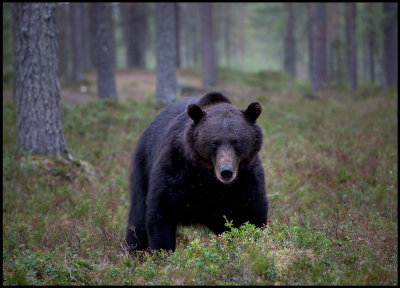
[126,204,148,252]
[126,154,149,252]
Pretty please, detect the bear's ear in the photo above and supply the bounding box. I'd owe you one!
[243,102,262,123]
[187,104,205,123]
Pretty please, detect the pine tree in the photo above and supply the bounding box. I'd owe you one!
[154,2,177,105]
[91,3,118,100]
[201,3,218,87]
[12,3,67,157]
[310,3,328,94]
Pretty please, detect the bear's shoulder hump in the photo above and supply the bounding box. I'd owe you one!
[197,92,232,108]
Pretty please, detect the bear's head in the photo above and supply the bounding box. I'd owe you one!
[186,98,263,184]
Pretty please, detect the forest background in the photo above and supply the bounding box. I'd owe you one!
[3,2,398,285]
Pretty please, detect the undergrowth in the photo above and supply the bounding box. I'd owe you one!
[2,75,398,285]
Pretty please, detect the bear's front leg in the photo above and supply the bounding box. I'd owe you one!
[239,161,269,227]
[146,209,177,251]
[145,170,178,252]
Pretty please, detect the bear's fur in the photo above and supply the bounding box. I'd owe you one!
[126,92,269,252]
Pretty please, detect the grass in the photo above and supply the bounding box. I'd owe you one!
[2,71,398,285]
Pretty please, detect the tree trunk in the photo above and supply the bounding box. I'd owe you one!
[383,2,398,88]
[181,4,190,68]
[368,33,375,84]
[201,3,218,87]
[224,3,232,68]
[310,3,328,94]
[237,3,246,67]
[121,3,148,68]
[81,3,93,71]
[181,3,200,68]
[284,2,296,88]
[327,3,344,83]
[88,3,97,73]
[367,3,376,83]
[12,3,67,157]
[155,2,177,105]
[191,4,201,67]
[346,3,358,91]
[56,3,69,78]
[327,3,334,81]
[70,3,84,81]
[92,3,118,100]
[362,33,369,82]
[175,2,181,69]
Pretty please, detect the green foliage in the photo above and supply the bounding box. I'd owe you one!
[2,71,398,285]
[335,167,353,184]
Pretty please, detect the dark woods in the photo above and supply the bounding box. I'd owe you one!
[3,2,398,155]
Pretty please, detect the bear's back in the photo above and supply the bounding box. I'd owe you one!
[141,97,196,157]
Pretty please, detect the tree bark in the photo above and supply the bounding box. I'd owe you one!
[88,3,97,73]
[307,3,313,81]
[327,3,334,81]
[367,3,376,83]
[201,3,218,87]
[175,3,181,69]
[56,3,69,78]
[12,3,67,157]
[181,3,200,68]
[121,3,148,68]
[69,3,84,81]
[284,2,296,88]
[92,3,118,100]
[346,3,358,91]
[155,2,177,105]
[224,3,232,68]
[190,3,201,67]
[81,3,93,71]
[383,2,398,88]
[237,3,246,67]
[310,3,328,94]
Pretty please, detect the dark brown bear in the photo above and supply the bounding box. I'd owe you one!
[126,92,269,252]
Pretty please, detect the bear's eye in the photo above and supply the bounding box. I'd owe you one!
[232,139,240,146]
[211,140,219,148]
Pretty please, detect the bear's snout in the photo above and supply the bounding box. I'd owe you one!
[215,148,237,184]
[220,167,234,181]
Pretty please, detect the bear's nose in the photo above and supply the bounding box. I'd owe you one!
[220,168,234,181]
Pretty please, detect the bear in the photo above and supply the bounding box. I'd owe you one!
[126,92,269,252]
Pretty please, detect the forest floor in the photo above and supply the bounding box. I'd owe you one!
[2,69,398,285]
[55,68,264,105]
